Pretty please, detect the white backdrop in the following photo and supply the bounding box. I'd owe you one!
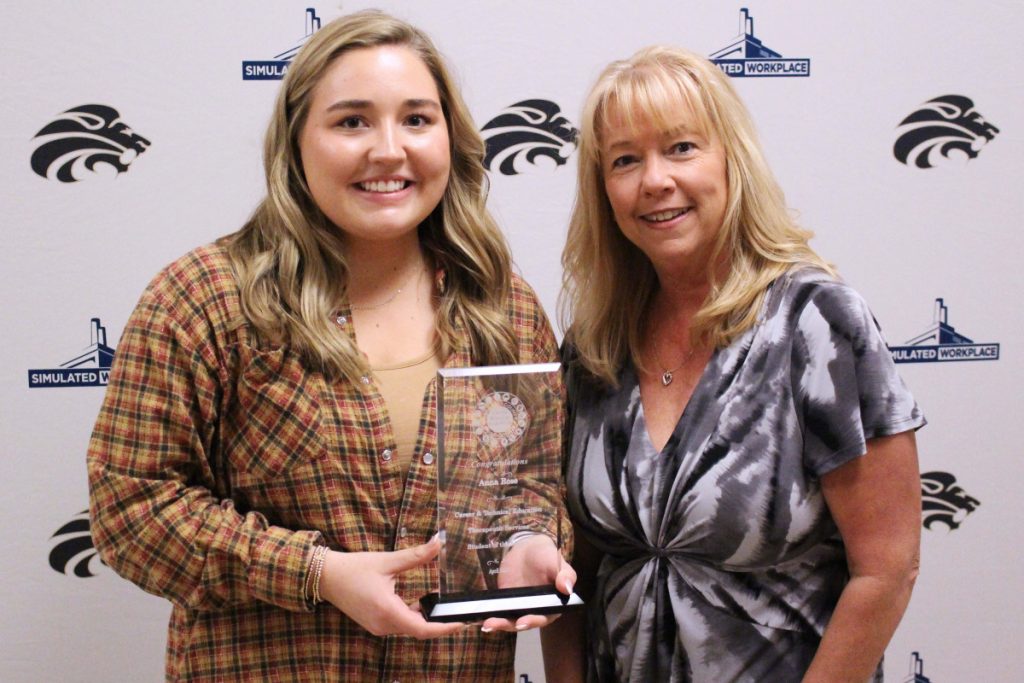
[3,1,1021,681]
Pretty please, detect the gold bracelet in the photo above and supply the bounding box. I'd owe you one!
[311,546,328,605]
[303,547,316,604]
[305,545,327,605]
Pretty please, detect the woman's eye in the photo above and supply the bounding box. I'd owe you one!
[338,116,366,129]
[611,155,636,169]
[406,113,431,127]
[671,142,694,154]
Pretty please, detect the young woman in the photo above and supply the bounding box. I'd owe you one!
[88,11,572,682]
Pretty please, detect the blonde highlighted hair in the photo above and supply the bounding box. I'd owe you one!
[224,10,517,382]
[561,45,833,386]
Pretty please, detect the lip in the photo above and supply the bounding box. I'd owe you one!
[639,206,691,227]
[353,176,415,201]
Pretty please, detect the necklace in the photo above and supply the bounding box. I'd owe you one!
[349,268,420,311]
[657,347,695,387]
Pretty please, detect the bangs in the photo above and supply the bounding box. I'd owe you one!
[597,63,715,146]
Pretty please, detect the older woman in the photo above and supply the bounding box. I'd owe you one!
[88,10,572,682]
[546,46,924,682]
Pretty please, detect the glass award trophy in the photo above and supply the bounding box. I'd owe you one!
[420,362,583,622]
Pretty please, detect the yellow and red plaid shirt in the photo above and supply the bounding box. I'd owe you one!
[87,242,567,682]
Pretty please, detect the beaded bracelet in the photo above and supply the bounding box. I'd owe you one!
[303,547,316,602]
[310,546,328,605]
[305,545,328,606]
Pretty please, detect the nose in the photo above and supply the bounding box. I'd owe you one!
[640,156,672,196]
[368,123,406,164]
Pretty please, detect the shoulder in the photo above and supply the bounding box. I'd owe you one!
[779,269,924,469]
[146,241,236,300]
[779,268,905,398]
[133,241,243,348]
[775,267,880,344]
[779,267,860,307]
[507,272,542,309]
[142,242,240,321]
[506,272,548,329]
[507,272,558,362]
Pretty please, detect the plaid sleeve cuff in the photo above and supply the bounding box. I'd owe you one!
[248,527,324,613]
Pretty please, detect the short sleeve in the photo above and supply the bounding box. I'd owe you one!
[791,282,926,476]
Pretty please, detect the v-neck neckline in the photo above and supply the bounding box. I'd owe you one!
[629,351,716,456]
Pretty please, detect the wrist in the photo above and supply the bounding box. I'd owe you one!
[318,550,347,606]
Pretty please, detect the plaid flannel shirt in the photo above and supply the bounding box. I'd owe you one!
[87,242,568,682]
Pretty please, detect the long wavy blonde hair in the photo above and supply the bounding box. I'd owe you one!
[224,10,517,383]
[561,46,833,386]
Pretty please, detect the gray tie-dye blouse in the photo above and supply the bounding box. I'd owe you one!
[565,268,925,683]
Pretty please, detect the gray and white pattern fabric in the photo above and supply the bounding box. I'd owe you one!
[565,268,925,683]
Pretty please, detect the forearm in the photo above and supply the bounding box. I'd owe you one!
[89,461,321,613]
[541,608,587,683]
[803,569,917,683]
[811,431,922,682]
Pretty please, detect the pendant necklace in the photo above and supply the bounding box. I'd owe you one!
[350,268,420,311]
[657,347,695,387]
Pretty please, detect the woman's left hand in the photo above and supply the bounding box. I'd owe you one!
[480,534,576,633]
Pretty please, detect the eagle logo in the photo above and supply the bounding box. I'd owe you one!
[921,471,980,531]
[893,95,999,168]
[31,104,151,182]
[481,99,578,176]
[49,509,105,577]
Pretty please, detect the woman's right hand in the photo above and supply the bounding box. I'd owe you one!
[318,537,465,639]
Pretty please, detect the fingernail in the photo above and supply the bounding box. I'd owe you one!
[565,580,574,595]
[516,623,528,631]
[480,626,493,633]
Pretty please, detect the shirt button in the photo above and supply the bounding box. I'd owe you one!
[422,452,434,465]
[399,527,408,538]
[335,315,347,325]
[360,375,370,385]
[381,449,393,462]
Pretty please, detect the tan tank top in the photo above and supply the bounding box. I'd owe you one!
[371,347,442,475]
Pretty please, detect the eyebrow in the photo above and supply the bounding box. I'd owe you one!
[604,125,704,152]
[325,98,442,112]
[604,139,635,153]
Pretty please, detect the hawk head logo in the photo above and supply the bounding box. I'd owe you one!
[49,509,105,577]
[31,104,151,182]
[893,95,999,168]
[481,99,579,176]
[921,471,980,531]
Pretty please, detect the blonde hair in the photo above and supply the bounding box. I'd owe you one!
[561,45,833,386]
[224,10,517,382]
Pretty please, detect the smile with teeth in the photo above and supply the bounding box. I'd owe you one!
[642,208,689,222]
[359,179,409,193]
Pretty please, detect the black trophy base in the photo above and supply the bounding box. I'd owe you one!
[420,585,584,623]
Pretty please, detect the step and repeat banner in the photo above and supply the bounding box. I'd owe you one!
[3,1,1020,681]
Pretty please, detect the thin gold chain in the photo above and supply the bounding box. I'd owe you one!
[349,268,420,311]
[655,345,695,387]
